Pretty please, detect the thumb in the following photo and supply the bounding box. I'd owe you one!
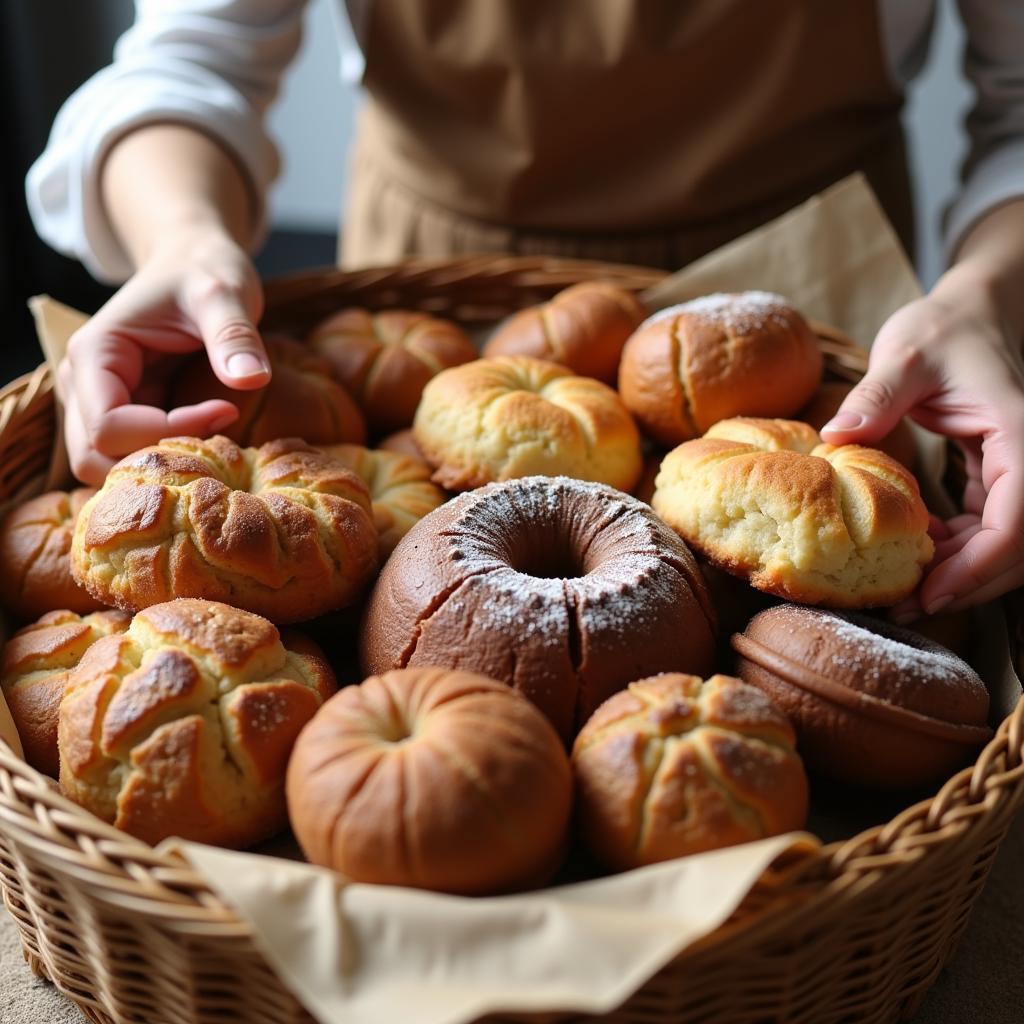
[188,275,271,391]
[819,357,930,446]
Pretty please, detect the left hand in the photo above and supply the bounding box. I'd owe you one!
[820,265,1024,617]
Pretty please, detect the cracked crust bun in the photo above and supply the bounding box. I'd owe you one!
[70,436,378,623]
[58,599,336,847]
[652,418,933,608]
[572,673,808,869]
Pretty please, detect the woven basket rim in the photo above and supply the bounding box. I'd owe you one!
[1,253,1022,962]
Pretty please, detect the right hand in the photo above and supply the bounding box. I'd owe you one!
[60,226,270,484]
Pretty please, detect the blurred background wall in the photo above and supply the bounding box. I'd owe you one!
[3,0,971,381]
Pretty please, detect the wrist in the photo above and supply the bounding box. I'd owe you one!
[930,260,1022,343]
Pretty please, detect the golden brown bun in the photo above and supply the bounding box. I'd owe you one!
[287,667,571,893]
[361,477,716,742]
[1,609,130,776]
[619,293,823,446]
[377,428,426,461]
[483,282,647,383]
[572,673,808,870]
[799,381,917,471]
[318,444,447,559]
[309,309,477,436]
[71,436,378,623]
[0,490,104,618]
[59,599,336,847]
[732,606,992,789]
[413,356,643,493]
[652,418,934,608]
[171,335,366,446]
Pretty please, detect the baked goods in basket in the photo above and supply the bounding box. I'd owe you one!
[309,308,477,436]
[483,281,647,383]
[572,673,808,869]
[1,609,130,776]
[618,292,823,446]
[70,436,378,623]
[652,418,933,607]
[318,444,447,559]
[377,427,426,460]
[732,606,993,789]
[361,476,716,741]
[287,667,571,894]
[799,381,917,471]
[0,489,104,618]
[413,355,643,492]
[59,599,336,847]
[171,335,366,446]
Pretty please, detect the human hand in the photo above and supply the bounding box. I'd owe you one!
[60,226,269,483]
[820,265,1024,616]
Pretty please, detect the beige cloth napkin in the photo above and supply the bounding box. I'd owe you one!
[174,833,817,1024]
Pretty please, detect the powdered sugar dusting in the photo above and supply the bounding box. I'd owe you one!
[769,608,986,708]
[641,291,792,335]
[441,476,698,640]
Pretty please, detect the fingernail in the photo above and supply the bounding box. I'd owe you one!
[822,412,864,432]
[925,594,954,616]
[226,352,268,378]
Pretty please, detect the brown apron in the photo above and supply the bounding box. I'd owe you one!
[340,0,913,270]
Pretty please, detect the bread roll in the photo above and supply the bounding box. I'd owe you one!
[71,436,378,622]
[732,606,993,789]
[483,282,646,383]
[572,673,808,869]
[171,335,366,446]
[309,309,477,435]
[0,489,104,618]
[318,444,447,559]
[652,418,933,607]
[59,599,336,847]
[413,355,643,492]
[287,667,571,894]
[1,609,130,775]
[619,292,823,446]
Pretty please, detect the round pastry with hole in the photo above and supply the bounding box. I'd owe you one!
[572,673,808,869]
[71,436,378,622]
[732,605,993,789]
[360,476,716,741]
[652,418,933,608]
[287,666,571,893]
[413,355,643,492]
[59,599,337,847]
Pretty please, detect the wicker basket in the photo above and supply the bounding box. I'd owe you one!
[1,255,1022,1024]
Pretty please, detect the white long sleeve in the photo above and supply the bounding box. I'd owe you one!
[943,1,1024,257]
[26,0,305,283]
